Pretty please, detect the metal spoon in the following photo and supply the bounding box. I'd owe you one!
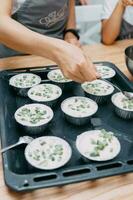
[119,90,133,100]
[0,136,34,153]
[101,79,133,100]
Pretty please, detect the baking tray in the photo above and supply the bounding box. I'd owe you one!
[0,62,133,192]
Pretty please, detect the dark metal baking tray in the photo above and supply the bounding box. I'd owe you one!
[0,62,133,192]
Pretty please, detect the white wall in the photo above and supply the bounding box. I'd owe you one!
[76,0,105,44]
[87,0,104,5]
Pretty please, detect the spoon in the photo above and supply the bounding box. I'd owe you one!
[101,79,133,100]
[0,136,34,153]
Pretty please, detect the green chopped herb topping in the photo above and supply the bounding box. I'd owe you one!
[96,66,113,78]
[30,84,60,99]
[50,70,71,82]
[17,106,50,124]
[68,98,90,113]
[84,82,112,95]
[13,74,38,87]
[89,129,114,157]
[121,98,133,110]
[29,142,64,167]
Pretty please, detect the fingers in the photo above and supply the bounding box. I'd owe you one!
[63,70,85,83]
[70,53,98,82]
[61,51,99,83]
[63,59,98,83]
[58,41,99,83]
[82,53,101,79]
[79,61,97,82]
[61,63,86,83]
[122,0,133,6]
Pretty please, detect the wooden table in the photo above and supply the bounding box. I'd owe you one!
[0,39,133,200]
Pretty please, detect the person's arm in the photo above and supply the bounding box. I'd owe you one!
[0,0,99,83]
[64,0,81,47]
[102,0,133,45]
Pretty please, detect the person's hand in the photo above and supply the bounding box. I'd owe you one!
[64,32,81,48]
[79,0,88,5]
[120,0,133,6]
[55,41,100,83]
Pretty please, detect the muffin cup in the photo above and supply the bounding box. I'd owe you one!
[111,92,133,119]
[9,73,41,97]
[61,96,98,126]
[14,104,54,135]
[84,92,112,104]
[47,69,74,91]
[76,130,121,162]
[28,84,62,108]
[81,80,114,104]
[113,106,133,119]
[95,65,116,82]
[25,136,72,170]
[17,122,52,135]
[62,113,92,126]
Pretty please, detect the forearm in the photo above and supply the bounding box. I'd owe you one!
[0,1,98,83]
[66,0,76,29]
[0,16,65,61]
[102,0,125,45]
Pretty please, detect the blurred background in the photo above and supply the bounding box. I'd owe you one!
[75,0,105,44]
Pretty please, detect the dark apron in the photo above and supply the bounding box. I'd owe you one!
[118,19,133,40]
[0,0,69,58]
